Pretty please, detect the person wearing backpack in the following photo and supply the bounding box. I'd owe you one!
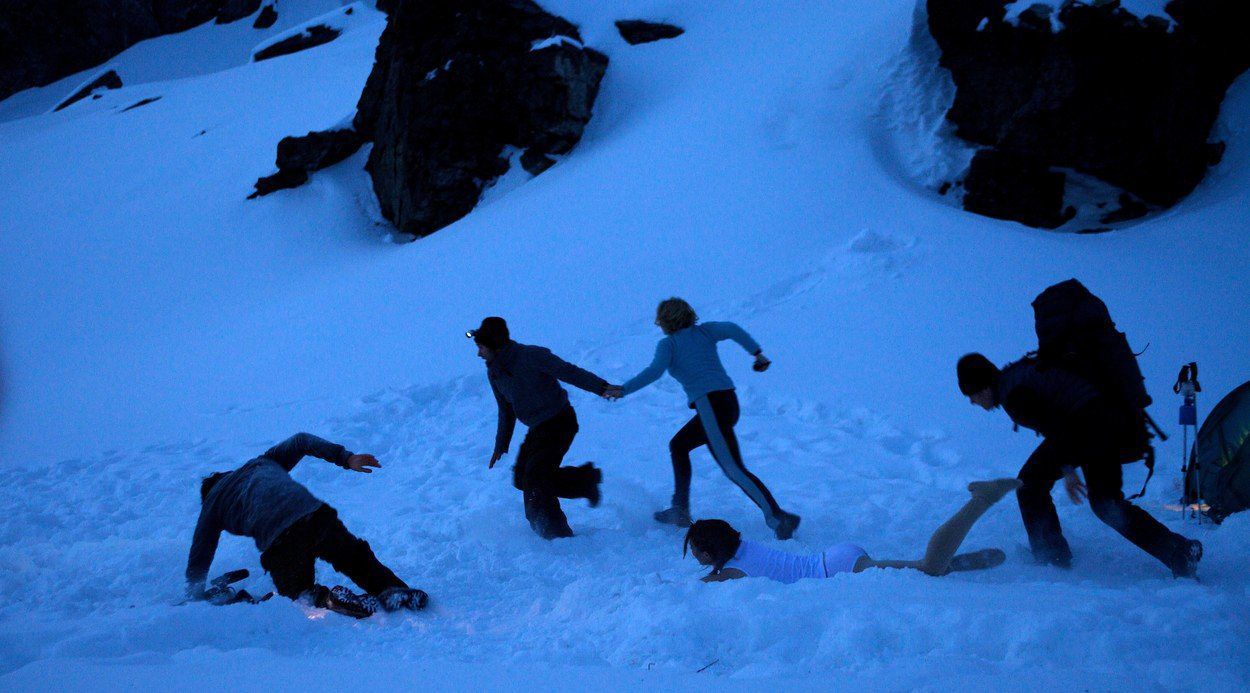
[957,352,1202,578]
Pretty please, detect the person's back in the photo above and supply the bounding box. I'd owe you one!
[186,432,353,586]
[663,323,743,401]
[996,358,1100,436]
[200,458,324,551]
[723,539,825,584]
[489,340,607,426]
[630,322,760,403]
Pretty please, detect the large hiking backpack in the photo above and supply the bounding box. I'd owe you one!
[1032,279,1151,410]
[1031,279,1159,495]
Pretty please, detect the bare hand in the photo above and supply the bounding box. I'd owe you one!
[346,454,381,473]
[602,385,623,401]
[753,354,771,372]
[489,451,503,469]
[1063,468,1087,505]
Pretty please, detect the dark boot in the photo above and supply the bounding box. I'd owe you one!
[377,586,430,611]
[1171,539,1203,579]
[773,511,801,540]
[583,463,603,508]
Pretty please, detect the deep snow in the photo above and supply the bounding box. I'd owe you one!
[0,0,1247,689]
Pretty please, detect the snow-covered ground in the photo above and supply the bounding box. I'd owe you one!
[0,0,1247,689]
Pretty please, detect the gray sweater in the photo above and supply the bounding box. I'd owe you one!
[185,433,353,588]
[488,341,609,455]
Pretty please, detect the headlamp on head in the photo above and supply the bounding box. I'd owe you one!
[465,329,478,339]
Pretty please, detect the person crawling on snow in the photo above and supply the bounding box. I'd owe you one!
[684,478,1020,583]
[186,432,427,616]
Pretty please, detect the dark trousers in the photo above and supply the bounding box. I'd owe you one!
[260,504,407,599]
[1017,408,1188,571]
[669,389,783,526]
[512,406,597,538]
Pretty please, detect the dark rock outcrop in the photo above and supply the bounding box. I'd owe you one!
[249,129,365,198]
[214,0,261,24]
[120,96,163,113]
[351,0,608,238]
[53,69,123,111]
[615,20,685,45]
[928,0,1250,227]
[962,149,1074,229]
[253,3,279,29]
[252,24,343,62]
[0,1,266,103]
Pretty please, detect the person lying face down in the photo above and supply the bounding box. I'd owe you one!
[684,478,1022,583]
[186,432,428,615]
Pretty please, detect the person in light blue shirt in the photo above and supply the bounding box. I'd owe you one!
[609,298,800,539]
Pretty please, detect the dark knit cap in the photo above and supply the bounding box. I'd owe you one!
[957,353,999,395]
[469,316,510,350]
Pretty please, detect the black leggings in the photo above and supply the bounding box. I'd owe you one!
[260,505,407,599]
[669,390,784,526]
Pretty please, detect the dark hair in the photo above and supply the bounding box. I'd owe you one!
[470,316,510,351]
[200,472,228,502]
[656,298,698,334]
[684,519,741,572]
[957,352,1000,396]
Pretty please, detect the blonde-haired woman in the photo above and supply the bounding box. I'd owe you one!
[611,298,801,539]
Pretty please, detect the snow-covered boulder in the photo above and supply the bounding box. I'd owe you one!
[926,0,1250,227]
[0,0,263,103]
[352,0,608,239]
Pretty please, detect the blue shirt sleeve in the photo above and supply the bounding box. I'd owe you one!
[621,339,672,396]
[703,321,762,355]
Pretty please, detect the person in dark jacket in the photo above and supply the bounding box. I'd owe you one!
[470,317,616,539]
[186,433,428,613]
[957,353,1201,578]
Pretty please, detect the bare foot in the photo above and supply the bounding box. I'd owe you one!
[968,478,1023,505]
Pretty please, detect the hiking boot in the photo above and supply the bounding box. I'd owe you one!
[653,506,692,527]
[377,586,430,612]
[583,463,603,508]
[773,511,801,540]
[317,585,375,619]
[1172,539,1203,579]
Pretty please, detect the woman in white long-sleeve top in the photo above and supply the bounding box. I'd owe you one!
[611,298,801,539]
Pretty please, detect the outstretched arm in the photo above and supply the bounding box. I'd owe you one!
[534,348,611,395]
[185,512,222,598]
[704,321,762,356]
[621,340,672,396]
[261,432,354,472]
[490,381,517,468]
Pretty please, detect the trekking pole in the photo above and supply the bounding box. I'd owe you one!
[1173,363,1200,523]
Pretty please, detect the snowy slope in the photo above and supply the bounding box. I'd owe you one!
[0,0,1248,688]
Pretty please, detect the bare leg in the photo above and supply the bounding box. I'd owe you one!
[854,479,1021,576]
